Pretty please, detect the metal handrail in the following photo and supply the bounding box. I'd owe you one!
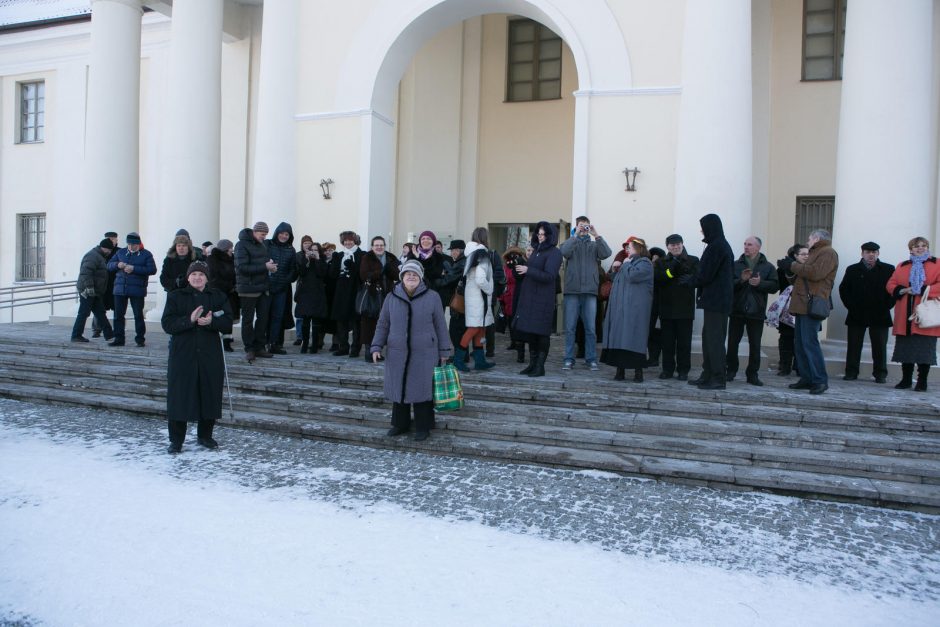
[0,279,158,322]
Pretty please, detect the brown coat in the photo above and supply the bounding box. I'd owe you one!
[788,239,838,315]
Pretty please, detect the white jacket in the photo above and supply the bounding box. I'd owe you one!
[462,241,494,328]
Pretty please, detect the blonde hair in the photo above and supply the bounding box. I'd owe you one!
[908,236,930,250]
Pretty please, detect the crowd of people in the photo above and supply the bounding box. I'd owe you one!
[69,216,940,449]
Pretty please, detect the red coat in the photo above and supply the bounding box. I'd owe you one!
[886,257,940,337]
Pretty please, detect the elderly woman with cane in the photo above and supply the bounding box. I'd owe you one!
[161,261,233,453]
[371,259,452,441]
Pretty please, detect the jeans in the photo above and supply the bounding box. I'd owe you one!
[268,291,289,347]
[239,293,271,352]
[794,314,828,385]
[726,316,764,378]
[112,295,145,344]
[700,310,729,383]
[845,325,888,379]
[660,318,693,376]
[72,295,113,340]
[564,294,598,362]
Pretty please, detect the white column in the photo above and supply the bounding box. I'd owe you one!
[673,0,753,254]
[85,0,142,244]
[160,0,224,244]
[832,0,934,264]
[250,0,299,225]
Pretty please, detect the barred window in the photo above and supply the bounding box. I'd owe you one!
[795,196,834,245]
[802,0,847,81]
[506,18,562,102]
[17,213,46,282]
[19,81,45,143]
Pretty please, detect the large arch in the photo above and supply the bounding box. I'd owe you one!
[332,0,633,238]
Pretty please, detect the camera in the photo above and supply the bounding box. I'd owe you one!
[505,252,526,268]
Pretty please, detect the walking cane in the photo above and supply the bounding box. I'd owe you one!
[219,333,235,420]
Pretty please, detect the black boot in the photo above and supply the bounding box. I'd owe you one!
[527,352,546,377]
[516,346,526,363]
[777,349,793,375]
[633,368,644,382]
[519,351,538,375]
[915,364,930,392]
[223,338,234,352]
[895,363,914,389]
[614,367,625,381]
[300,341,308,354]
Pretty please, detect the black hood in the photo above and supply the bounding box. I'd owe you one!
[531,221,558,250]
[238,227,257,243]
[270,222,294,247]
[700,214,725,244]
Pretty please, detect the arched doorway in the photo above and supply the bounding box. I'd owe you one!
[331,0,633,243]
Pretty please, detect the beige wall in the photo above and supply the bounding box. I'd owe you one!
[767,0,841,258]
[475,14,576,228]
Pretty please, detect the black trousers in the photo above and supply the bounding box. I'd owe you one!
[335,317,359,350]
[391,401,434,432]
[239,293,271,352]
[726,316,764,377]
[168,419,215,445]
[660,318,693,376]
[701,310,729,383]
[845,324,889,379]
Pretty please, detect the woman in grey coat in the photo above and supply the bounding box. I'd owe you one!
[602,237,653,382]
[371,259,453,441]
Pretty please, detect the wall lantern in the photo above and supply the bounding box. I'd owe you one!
[319,178,334,200]
[622,167,640,192]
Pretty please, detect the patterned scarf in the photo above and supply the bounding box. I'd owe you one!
[909,252,929,295]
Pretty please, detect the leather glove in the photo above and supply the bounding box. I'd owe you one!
[80,287,97,299]
[776,257,793,272]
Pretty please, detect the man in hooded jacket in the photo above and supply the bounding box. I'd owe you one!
[680,214,734,390]
[265,222,299,353]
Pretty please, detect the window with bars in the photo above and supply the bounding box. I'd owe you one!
[795,197,834,245]
[17,213,46,282]
[18,81,45,143]
[506,18,562,102]
[802,0,847,81]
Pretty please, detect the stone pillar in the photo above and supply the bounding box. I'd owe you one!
[85,0,143,244]
[832,0,934,265]
[673,0,753,254]
[160,0,224,245]
[250,0,299,226]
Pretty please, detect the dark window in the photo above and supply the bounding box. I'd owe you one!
[506,18,562,102]
[17,213,46,282]
[802,0,847,81]
[795,196,834,244]
[19,81,45,143]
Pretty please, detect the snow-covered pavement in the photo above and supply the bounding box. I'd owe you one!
[1,398,938,626]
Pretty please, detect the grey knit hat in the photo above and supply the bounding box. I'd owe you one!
[399,259,425,281]
[215,239,234,252]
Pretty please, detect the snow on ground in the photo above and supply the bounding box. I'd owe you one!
[1,401,938,626]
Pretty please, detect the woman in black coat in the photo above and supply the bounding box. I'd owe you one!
[295,239,329,353]
[207,239,239,351]
[329,231,365,356]
[160,235,198,292]
[359,236,400,362]
[161,261,233,454]
[511,221,563,377]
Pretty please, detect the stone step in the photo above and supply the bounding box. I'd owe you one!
[4,368,940,487]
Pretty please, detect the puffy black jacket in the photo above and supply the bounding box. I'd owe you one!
[265,222,298,294]
[234,228,270,295]
[687,214,733,314]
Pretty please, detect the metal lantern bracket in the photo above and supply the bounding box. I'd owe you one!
[319,178,334,199]
[622,167,640,192]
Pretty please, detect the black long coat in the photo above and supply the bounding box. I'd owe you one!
[838,259,895,327]
[294,252,329,320]
[513,221,563,337]
[653,252,699,320]
[688,214,733,314]
[161,286,233,422]
[330,248,366,320]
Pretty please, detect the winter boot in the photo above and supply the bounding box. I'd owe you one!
[223,338,234,352]
[614,367,625,381]
[300,341,308,354]
[777,349,793,376]
[519,351,538,375]
[516,345,526,363]
[915,364,930,392]
[453,347,470,372]
[895,363,914,389]
[633,368,644,382]
[472,348,495,370]
[527,352,546,377]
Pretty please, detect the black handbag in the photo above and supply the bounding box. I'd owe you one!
[803,278,830,321]
[355,283,383,318]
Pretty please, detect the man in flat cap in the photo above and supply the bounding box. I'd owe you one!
[107,232,157,347]
[838,241,895,383]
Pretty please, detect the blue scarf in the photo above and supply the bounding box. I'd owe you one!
[909,252,930,295]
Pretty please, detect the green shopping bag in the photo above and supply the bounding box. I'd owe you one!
[433,363,464,411]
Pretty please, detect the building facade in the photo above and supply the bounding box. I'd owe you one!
[1,0,938,333]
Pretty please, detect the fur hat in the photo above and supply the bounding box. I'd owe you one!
[399,259,425,281]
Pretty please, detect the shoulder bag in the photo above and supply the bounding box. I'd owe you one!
[803,277,830,321]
